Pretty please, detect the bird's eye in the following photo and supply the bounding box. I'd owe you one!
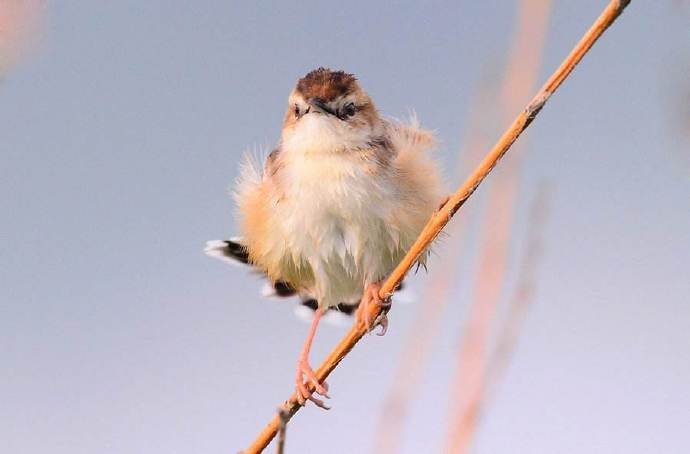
[341,102,356,118]
[294,104,300,118]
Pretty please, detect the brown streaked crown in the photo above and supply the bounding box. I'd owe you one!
[295,68,358,102]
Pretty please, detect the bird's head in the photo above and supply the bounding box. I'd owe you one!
[280,68,384,154]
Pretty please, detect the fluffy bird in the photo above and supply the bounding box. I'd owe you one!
[206,68,444,408]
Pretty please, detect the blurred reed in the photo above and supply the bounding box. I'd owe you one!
[445,183,552,454]
[0,0,44,75]
[445,1,552,452]
[275,408,288,454]
[485,183,552,401]
[371,74,495,454]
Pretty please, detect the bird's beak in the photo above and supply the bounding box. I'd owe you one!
[307,98,336,116]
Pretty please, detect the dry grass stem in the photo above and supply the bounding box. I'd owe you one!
[375,0,551,448]
[242,1,630,452]
[372,72,496,454]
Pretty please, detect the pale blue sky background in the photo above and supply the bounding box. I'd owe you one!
[1,1,689,453]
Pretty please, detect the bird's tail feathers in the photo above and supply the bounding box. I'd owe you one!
[204,238,250,266]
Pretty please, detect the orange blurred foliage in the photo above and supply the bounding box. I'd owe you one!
[445,0,552,452]
[0,0,44,74]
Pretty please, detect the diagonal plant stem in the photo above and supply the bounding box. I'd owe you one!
[242,1,631,452]
[374,0,552,449]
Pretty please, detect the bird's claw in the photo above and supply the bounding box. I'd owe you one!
[295,359,330,410]
[355,283,392,335]
[374,311,389,336]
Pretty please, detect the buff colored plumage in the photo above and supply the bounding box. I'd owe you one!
[208,68,444,408]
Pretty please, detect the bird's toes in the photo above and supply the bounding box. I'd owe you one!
[295,380,330,410]
[375,313,389,336]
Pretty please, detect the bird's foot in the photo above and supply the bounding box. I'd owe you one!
[295,358,330,410]
[355,282,392,335]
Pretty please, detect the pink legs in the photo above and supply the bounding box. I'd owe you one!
[355,282,391,336]
[295,308,330,409]
[294,284,392,409]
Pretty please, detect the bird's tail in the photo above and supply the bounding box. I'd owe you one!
[204,238,250,266]
[204,238,414,323]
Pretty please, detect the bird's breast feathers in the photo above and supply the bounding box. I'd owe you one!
[237,120,443,307]
[278,144,401,295]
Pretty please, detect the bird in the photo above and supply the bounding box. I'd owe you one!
[206,67,444,409]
